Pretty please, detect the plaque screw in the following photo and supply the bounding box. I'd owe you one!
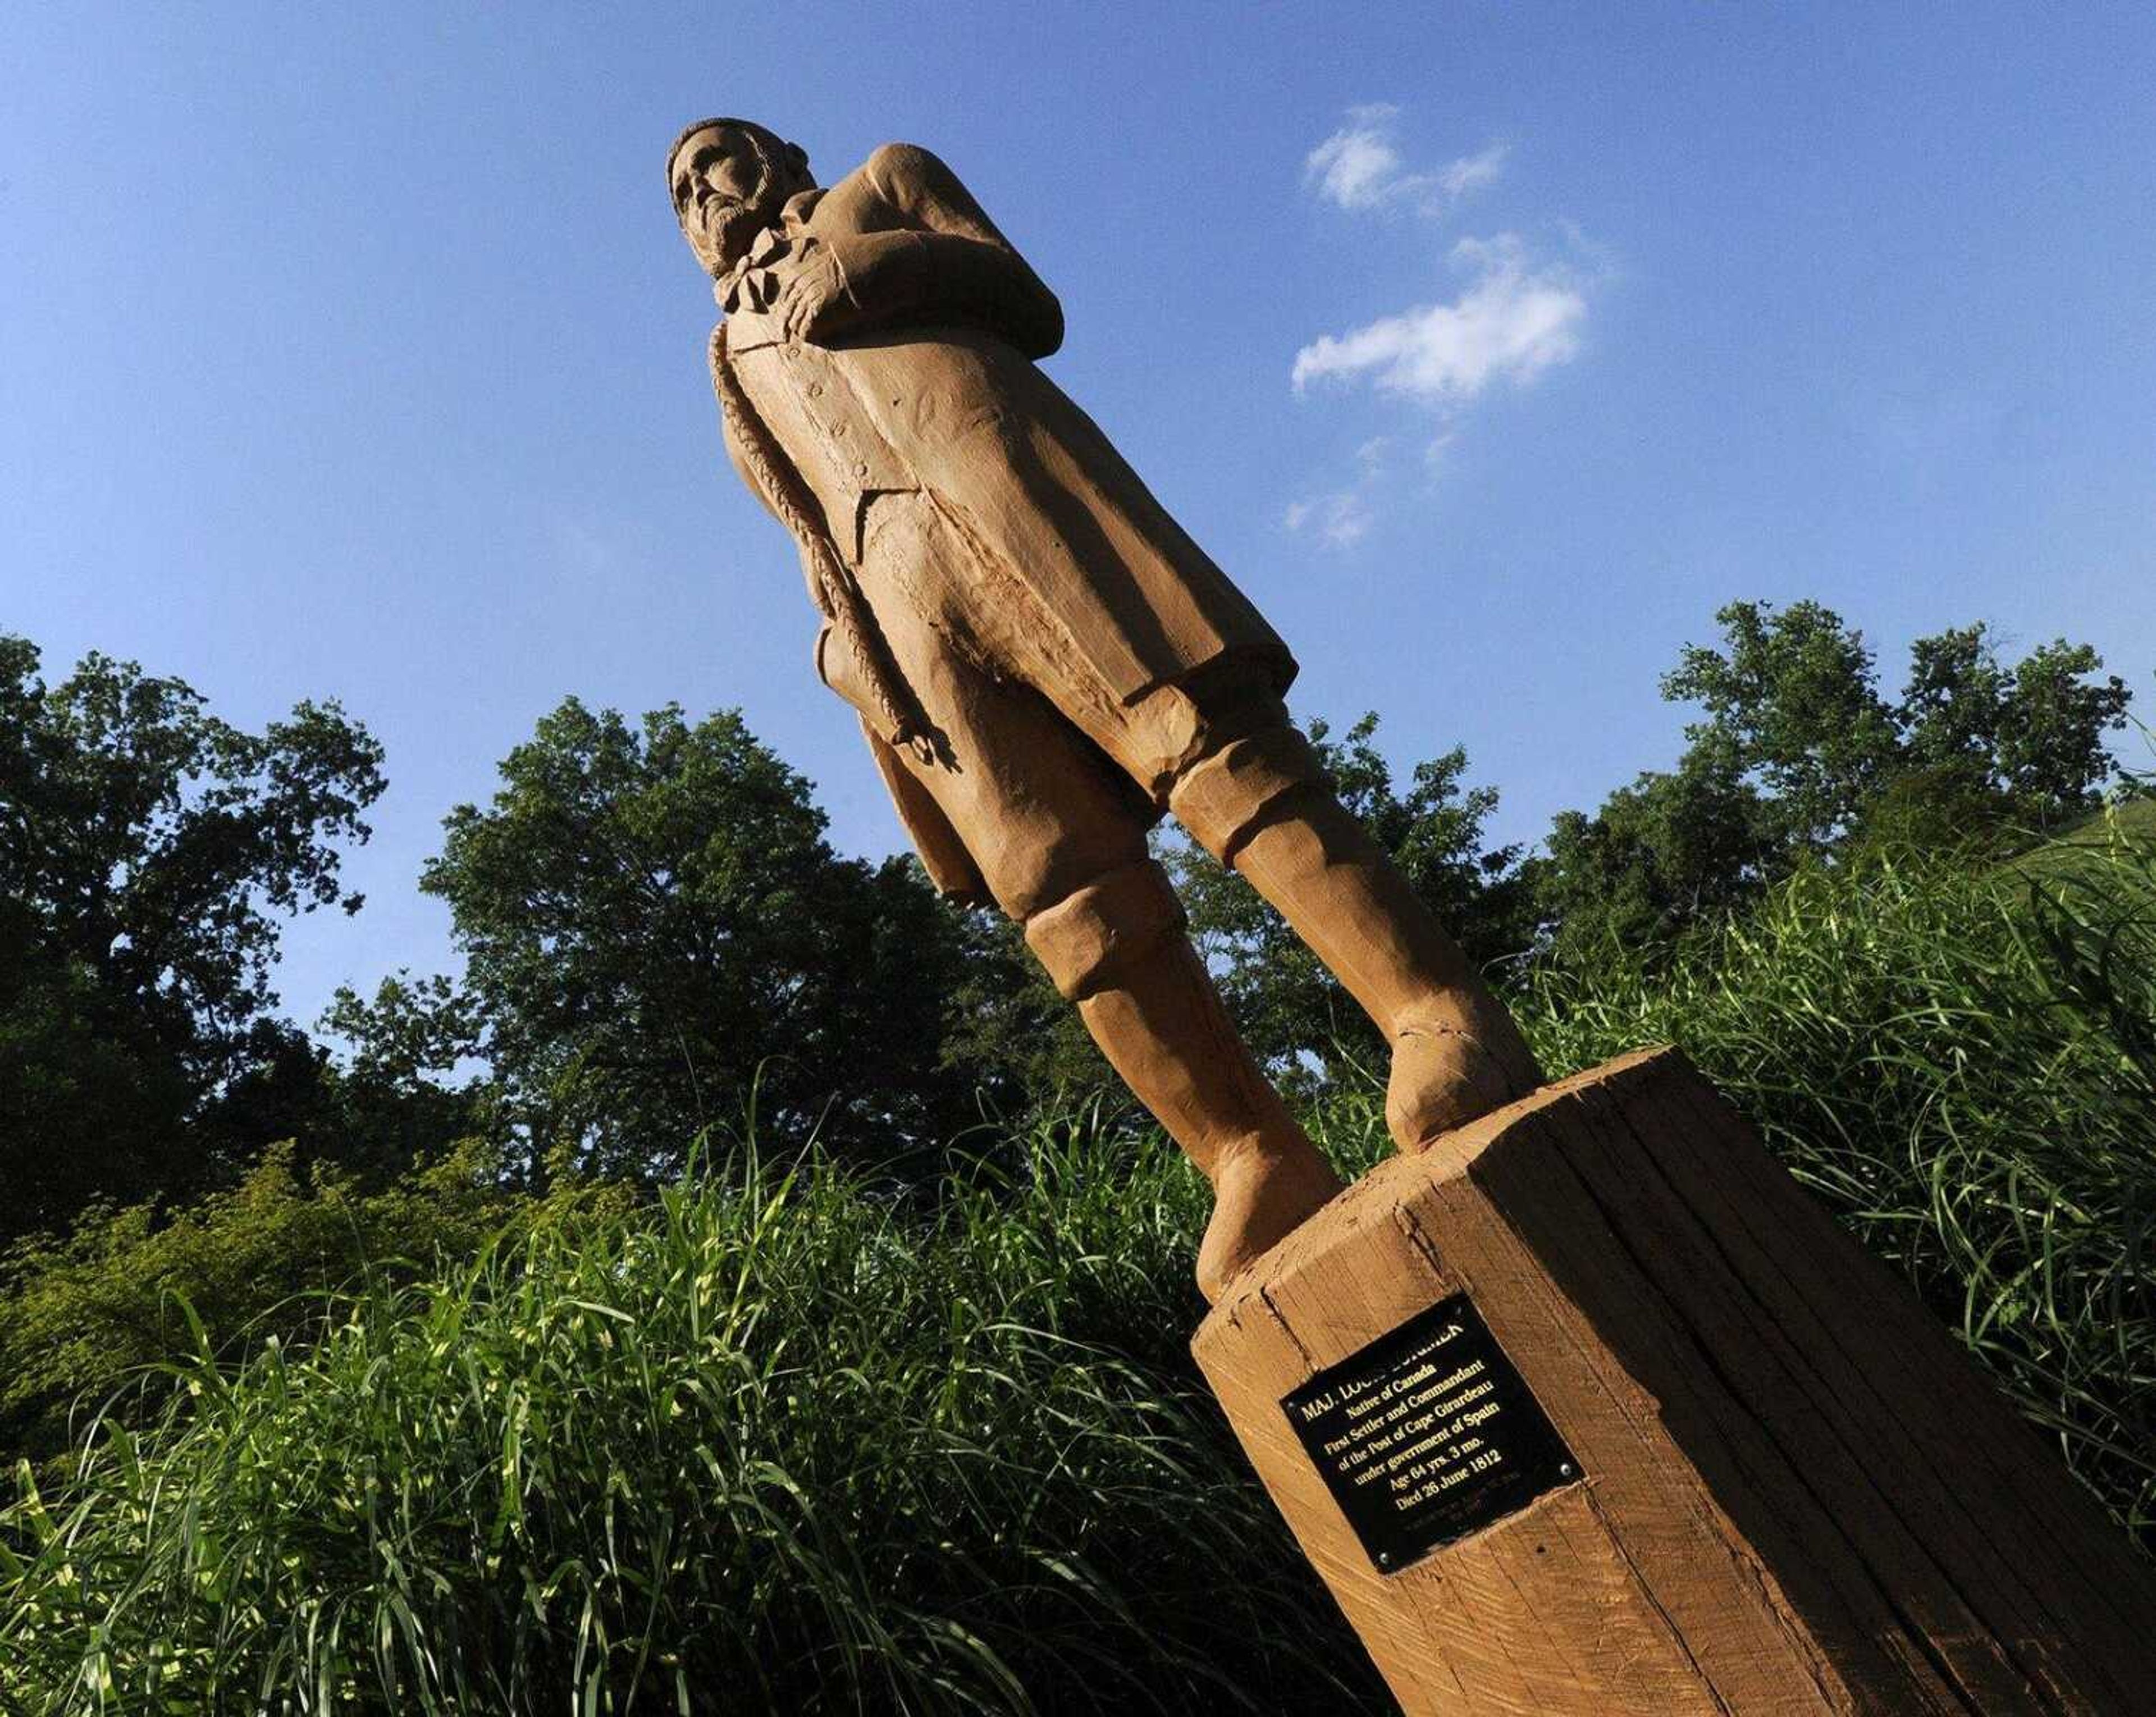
[1377,1551,1394,1569]
[1559,1463,1575,1479]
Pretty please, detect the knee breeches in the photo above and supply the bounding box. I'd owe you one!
[818,490,1330,989]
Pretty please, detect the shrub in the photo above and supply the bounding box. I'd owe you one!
[0,1139,533,1467]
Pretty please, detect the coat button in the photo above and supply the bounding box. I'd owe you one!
[806,382,823,398]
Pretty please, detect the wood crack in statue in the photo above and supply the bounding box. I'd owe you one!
[668,118,1543,1300]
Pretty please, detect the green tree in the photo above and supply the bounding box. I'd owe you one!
[0,636,386,1240]
[1540,601,2134,964]
[1537,743,1774,969]
[313,973,495,1176]
[1897,625,2131,832]
[408,698,979,1181]
[1164,714,1534,1090]
[1660,599,1903,856]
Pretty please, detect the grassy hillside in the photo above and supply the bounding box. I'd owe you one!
[2021,793,2156,873]
[5,818,2152,1714]
[1,1126,1388,1715]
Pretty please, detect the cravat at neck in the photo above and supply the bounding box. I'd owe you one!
[714,189,827,316]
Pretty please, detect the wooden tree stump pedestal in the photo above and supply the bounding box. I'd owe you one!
[1194,1047,2156,1715]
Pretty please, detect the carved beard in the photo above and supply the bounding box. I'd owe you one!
[701,196,769,271]
[692,140,781,275]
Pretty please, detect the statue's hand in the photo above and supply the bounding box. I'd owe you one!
[775,245,848,344]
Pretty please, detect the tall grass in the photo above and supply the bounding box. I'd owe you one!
[4,821,2152,1713]
[1,1121,1379,1715]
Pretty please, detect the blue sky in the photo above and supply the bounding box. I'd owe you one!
[6,3,2153,1034]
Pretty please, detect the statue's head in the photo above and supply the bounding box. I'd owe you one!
[666,117,814,277]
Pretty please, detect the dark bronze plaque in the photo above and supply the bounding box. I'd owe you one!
[1281,1292,1582,1572]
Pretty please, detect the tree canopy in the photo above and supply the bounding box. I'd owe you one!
[385,698,984,1182]
[1537,601,2132,965]
[4,600,2137,1245]
[0,637,386,1240]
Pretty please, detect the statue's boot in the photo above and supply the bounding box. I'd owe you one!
[1025,859,1341,1302]
[1170,730,1542,1152]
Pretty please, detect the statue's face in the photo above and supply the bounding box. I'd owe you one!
[669,122,787,277]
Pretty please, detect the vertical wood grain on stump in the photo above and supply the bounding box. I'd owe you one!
[1193,1047,2156,1715]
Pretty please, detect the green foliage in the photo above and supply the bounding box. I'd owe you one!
[1899,627,2134,830]
[0,1123,1378,1715]
[0,636,387,1240]
[1167,713,1534,1088]
[5,612,2146,1711]
[1661,597,1904,853]
[0,1138,537,1466]
[318,972,484,1094]
[311,974,495,1175]
[1538,746,1774,967]
[1540,601,2134,962]
[404,698,983,1182]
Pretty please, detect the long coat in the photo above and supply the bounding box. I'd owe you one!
[714,143,1298,718]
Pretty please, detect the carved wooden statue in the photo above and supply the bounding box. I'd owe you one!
[667,122,2156,1714]
[668,118,1539,1299]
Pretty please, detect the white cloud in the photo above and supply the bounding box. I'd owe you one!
[1291,234,1587,406]
[1304,105,1406,210]
[1438,141,1508,200]
[1283,488,1374,548]
[1304,106,1507,214]
[1290,110,1596,538]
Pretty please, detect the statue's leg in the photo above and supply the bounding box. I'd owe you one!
[1167,716,1542,1150]
[1022,858,1341,1301]
[834,494,1339,1298]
